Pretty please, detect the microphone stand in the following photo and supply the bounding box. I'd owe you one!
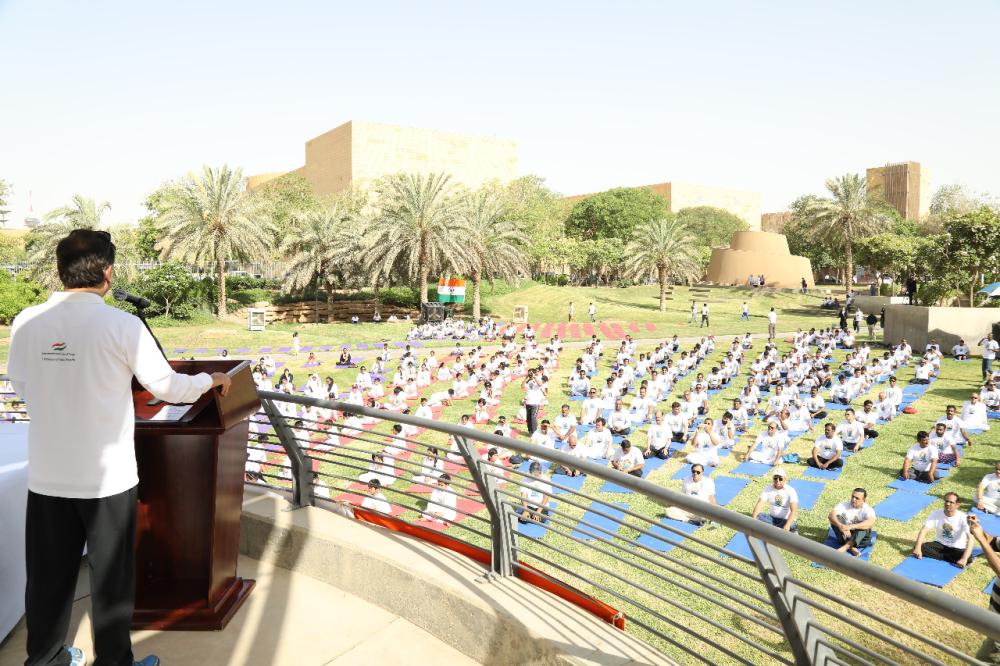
[136,304,168,406]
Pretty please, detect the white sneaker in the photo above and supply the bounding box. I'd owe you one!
[67,646,88,666]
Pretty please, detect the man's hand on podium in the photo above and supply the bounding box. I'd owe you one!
[211,372,232,397]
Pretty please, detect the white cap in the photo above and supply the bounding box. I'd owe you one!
[771,467,788,479]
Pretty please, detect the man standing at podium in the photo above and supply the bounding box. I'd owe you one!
[8,230,232,666]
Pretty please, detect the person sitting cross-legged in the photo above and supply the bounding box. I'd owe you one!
[664,463,716,525]
[751,467,799,532]
[609,439,645,477]
[516,462,552,524]
[828,488,876,556]
[977,461,1000,515]
[808,422,844,470]
[900,430,939,483]
[746,421,785,466]
[912,492,974,568]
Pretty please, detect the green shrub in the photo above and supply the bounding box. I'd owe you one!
[231,288,273,306]
[0,272,46,324]
[226,274,267,291]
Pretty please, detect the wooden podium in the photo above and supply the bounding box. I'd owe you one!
[131,359,260,630]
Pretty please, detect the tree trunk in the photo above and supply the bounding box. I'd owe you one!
[419,236,429,304]
[971,271,979,308]
[325,282,334,323]
[216,255,226,318]
[472,270,482,320]
[658,264,667,312]
[373,272,382,304]
[844,244,854,296]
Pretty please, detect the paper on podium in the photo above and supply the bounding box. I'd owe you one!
[150,404,193,421]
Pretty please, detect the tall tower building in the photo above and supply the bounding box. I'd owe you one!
[865,161,930,221]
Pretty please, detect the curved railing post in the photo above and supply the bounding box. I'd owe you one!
[452,434,515,577]
[259,396,314,509]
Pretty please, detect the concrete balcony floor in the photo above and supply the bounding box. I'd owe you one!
[0,555,477,666]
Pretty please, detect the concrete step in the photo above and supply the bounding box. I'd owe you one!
[0,555,478,666]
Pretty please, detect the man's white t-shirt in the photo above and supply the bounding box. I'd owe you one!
[611,447,644,470]
[981,338,1000,360]
[906,444,939,472]
[521,478,552,506]
[981,473,1000,500]
[833,500,875,526]
[760,484,799,519]
[923,509,969,549]
[814,435,843,460]
[8,292,213,498]
[361,492,392,514]
[684,476,716,502]
[663,412,688,435]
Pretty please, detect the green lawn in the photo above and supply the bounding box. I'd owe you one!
[3,284,985,663]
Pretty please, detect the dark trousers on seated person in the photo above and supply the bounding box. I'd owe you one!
[808,455,843,469]
[626,468,643,478]
[912,378,930,385]
[864,428,878,439]
[25,486,138,666]
[811,410,828,420]
[671,431,686,443]
[834,527,873,549]
[843,440,861,452]
[516,505,550,524]
[610,427,631,436]
[902,468,935,483]
[757,513,797,532]
[645,447,669,459]
[921,540,965,563]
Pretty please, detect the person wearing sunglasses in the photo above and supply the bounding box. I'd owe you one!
[665,464,717,526]
[912,493,973,568]
[751,467,799,532]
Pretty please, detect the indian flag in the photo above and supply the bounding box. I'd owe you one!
[437,277,466,303]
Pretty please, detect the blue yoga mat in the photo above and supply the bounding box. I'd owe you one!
[732,462,774,477]
[989,411,1000,420]
[789,479,825,510]
[813,528,877,566]
[517,519,549,539]
[568,395,586,401]
[892,556,966,587]
[720,533,754,559]
[644,457,668,473]
[549,473,587,494]
[825,401,850,411]
[569,502,628,541]
[803,466,843,480]
[970,508,1000,534]
[714,476,751,506]
[576,424,594,434]
[889,477,941,493]
[672,464,717,481]
[875,492,936,521]
[636,518,701,553]
[601,475,642,494]
[984,578,997,596]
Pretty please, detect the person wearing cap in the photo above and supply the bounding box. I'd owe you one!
[751,468,799,531]
[912,492,973,567]
[610,439,645,477]
[517,462,552,524]
[828,488,876,556]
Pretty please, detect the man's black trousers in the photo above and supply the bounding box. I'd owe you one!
[25,486,137,666]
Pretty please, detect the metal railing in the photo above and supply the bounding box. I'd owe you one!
[251,390,1000,666]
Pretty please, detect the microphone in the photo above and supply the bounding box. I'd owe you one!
[113,289,151,310]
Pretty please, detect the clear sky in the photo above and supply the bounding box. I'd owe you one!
[1,0,998,227]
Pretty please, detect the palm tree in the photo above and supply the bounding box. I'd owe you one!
[459,187,529,319]
[279,204,359,308]
[365,172,467,304]
[155,165,273,317]
[28,195,112,288]
[621,216,702,312]
[797,174,891,294]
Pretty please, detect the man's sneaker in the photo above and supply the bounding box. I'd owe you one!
[134,656,160,666]
[67,647,87,666]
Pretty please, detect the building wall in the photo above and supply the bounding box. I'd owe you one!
[883,305,998,353]
[866,161,929,221]
[248,120,518,196]
[349,121,517,191]
[761,211,792,233]
[302,122,354,197]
